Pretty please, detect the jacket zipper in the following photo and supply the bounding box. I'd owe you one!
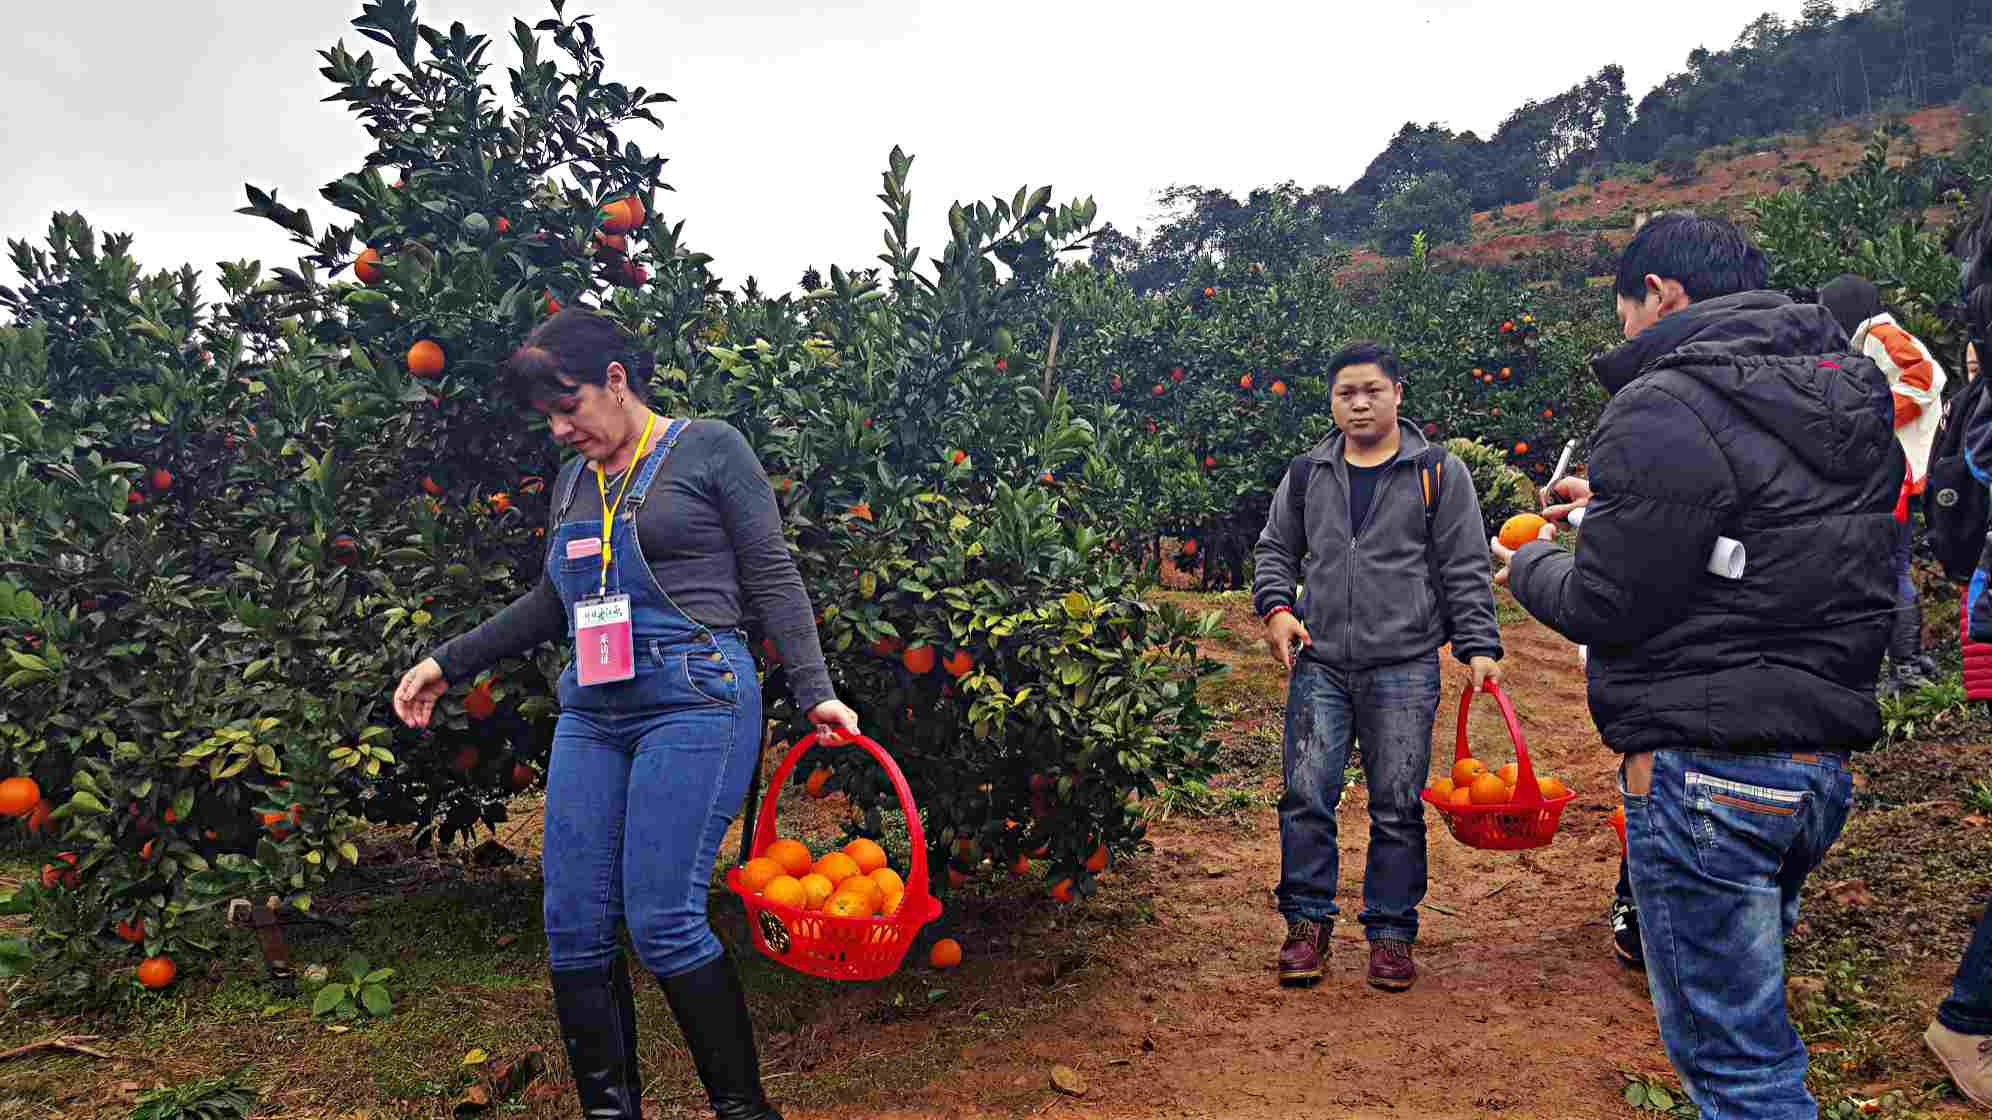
[1345,459,1406,667]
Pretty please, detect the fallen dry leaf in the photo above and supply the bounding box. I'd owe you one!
[1826,880,1876,909]
[1050,1064,1087,1097]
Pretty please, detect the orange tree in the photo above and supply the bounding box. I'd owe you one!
[0,0,1221,1005]
[1046,234,1618,588]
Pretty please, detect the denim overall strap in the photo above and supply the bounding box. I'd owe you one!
[623,417,689,514]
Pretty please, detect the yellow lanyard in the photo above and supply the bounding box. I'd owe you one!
[593,413,659,595]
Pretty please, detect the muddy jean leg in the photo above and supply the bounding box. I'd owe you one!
[1352,652,1441,943]
[1276,659,1354,924]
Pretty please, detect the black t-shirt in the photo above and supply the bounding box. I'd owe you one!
[1347,455,1398,535]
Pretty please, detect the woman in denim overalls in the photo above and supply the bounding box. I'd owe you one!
[394,311,857,1120]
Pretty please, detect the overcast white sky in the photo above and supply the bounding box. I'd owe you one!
[3,0,1815,298]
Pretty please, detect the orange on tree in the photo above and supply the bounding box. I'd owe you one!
[407,339,445,378]
[766,838,814,878]
[136,956,176,990]
[151,467,174,492]
[1085,843,1108,872]
[354,246,383,283]
[25,799,52,835]
[465,681,496,720]
[1049,878,1074,903]
[1468,774,1511,805]
[1011,852,1031,876]
[798,873,835,911]
[844,837,888,874]
[0,775,39,817]
[1270,380,1288,396]
[740,857,786,894]
[1450,758,1488,788]
[115,918,146,943]
[813,850,860,886]
[942,649,973,678]
[1498,513,1549,551]
[929,938,963,969]
[804,767,832,799]
[901,644,936,675]
[42,851,79,889]
[762,875,808,910]
[599,195,646,234]
[422,475,444,497]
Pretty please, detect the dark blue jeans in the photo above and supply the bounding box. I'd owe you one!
[1939,907,1992,1035]
[1890,513,1920,661]
[1276,652,1441,942]
[1624,749,1853,1120]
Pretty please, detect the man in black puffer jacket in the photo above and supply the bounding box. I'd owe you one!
[1491,214,1901,1120]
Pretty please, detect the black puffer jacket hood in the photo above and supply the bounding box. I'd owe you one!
[1592,292,1886,482]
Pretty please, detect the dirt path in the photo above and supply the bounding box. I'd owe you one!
[794,616,1668,1120]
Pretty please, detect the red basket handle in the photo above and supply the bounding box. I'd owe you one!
[745,728,931,905]
[1452,680,1543,802]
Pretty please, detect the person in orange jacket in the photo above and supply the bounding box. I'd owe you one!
[1820,274,1948,695]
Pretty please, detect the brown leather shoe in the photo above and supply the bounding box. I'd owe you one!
[1367,938,1416,991]
[1277,918,1329,986]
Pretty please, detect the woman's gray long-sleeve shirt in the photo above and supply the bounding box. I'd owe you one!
[429,418,835,712]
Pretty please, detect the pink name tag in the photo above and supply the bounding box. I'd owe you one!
[567,536,603,560]
[574,594,635,686]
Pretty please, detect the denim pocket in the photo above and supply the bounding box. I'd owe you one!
[680,647,739,707]
[1685,770,1806,885]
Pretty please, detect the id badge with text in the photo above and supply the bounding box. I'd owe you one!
[574,594,635,686]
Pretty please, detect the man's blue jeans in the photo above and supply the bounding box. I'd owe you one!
[1624,749,1853,1120]
[1276,653,1441,943]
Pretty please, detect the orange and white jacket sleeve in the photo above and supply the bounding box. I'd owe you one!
[1862,317,1946,489]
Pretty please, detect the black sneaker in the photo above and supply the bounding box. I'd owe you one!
[1610,894,1645,971]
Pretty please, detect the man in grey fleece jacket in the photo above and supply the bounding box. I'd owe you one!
[1252,341,1503,992]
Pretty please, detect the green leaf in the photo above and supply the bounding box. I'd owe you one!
[360,984,392,1017]
[311,985,347,1017]
[67,790,108,814]
[1647,1086,1673,1110]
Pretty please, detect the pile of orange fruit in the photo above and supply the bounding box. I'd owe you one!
[1427,756,1569,809]
[740,836,908,920]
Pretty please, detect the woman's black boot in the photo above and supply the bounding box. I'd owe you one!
[654,952,781,1120]
[550,958,644,1118]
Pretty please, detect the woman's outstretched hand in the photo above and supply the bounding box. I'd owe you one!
[393,657,450,728]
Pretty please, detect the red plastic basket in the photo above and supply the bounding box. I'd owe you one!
[725,729,943,981]
[1420,681,1575,850]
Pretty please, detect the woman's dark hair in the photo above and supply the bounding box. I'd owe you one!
[1967,283,1992,349]
[1614,212,1768,303]
[505,308,656,405]
[1326,340,1404,386]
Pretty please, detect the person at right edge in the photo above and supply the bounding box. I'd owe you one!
[1818,272,1947,696]
[1933,281,1992,1109]
[1491,214,1900,1120]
